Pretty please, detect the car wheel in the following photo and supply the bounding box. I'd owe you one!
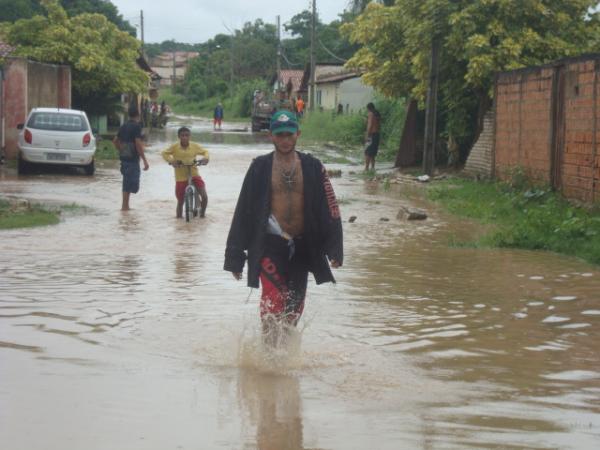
[17,155,30,175]
[83,159,95,176]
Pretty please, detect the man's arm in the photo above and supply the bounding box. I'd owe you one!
[318,163,343,267]
[135,137,149,171]
[224,163,255,278]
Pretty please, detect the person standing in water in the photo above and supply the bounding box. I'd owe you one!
[224,110,343,345]
[364,102,381,171]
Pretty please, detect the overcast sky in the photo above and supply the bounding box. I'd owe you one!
[110,0,351,44]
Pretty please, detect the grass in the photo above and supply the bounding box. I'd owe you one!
[0,198,60,229]
[158,87,251,120]
[95,139,119,160]
[428,178,600,265]
[299,97,407,162]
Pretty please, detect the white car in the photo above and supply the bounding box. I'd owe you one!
[17,107,96,175]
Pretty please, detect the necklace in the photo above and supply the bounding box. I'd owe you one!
[278,157,297,190]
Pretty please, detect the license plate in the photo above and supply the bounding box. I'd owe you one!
[47,153,66,161]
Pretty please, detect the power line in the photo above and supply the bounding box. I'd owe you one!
[280,48,303,67]
[318,39,347,63]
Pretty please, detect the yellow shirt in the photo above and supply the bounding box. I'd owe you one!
[162,142,210,182]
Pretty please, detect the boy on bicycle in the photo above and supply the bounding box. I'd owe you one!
[162,126,210,218]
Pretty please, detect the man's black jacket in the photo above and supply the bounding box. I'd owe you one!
[224,151,343,288]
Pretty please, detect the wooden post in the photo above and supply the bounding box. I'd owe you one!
[422,37,440,175]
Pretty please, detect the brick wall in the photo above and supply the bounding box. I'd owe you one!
[2,58,71,159]
[494,55,600,203]
[464,111,494,178]
[561,60,599,202]
[494,67,554,184]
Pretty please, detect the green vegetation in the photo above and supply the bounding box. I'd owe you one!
[0,0,136,34]
[0,198,60,229]
[300,110,364,146]
[300,97,406,161]
[160,80,267,119]
[1,0,147,115]
[343,1,600,162]
[429,178,600,265]
[95,139,118,160]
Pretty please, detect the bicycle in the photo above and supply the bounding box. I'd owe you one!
[171,159,208,222]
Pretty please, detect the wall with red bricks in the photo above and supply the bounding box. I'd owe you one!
[560,60,600,202]
[494,67,554,184]
[1,58,71,159]
[494,56,600,203]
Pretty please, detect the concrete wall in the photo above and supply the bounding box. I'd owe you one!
[493,56,600,202]
[1,58,71,159]
[338,77,374,114]
[316,82,338,110]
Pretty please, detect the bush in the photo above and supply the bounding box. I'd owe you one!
[300,97,407,161]
[300,110,365,147]
[428,178,600,265]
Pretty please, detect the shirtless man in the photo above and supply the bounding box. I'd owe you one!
[224,110,343,344]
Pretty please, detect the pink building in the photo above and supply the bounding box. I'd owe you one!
[1,49,71,160]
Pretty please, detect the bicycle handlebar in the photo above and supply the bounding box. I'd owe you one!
[170,159,208,167]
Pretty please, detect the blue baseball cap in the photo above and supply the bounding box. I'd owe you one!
[270,110,299,134]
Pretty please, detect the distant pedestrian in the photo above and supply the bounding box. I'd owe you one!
[113,107,149,211]
[159,100,168,128]
[364,102,381,171]
[295,94,305,118]
[214,102,224,130]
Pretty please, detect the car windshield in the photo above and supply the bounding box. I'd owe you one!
[27,112,88,132]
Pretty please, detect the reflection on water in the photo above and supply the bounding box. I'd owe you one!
[1,126,599,449]
[239,371,304,450]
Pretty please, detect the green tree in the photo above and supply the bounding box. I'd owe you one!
[0,0,135,34]
[282,10,357,66]
[2,0,147,114]
[343,0,600,162]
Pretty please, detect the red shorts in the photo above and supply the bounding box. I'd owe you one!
[258,235,309,325]
[175,176,205,202]
[213,118,222,126]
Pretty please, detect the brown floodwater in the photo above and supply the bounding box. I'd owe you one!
[1,117,599,450]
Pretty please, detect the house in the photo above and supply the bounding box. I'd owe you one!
[111,54,161,129]
[149,51,198,87]
[320,71,375,113]
[299,64,374,112]
[271,69,304,98]
[1,45,71,160]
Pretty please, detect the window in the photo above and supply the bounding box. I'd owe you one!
[27,112,88,132]
[316,90,322,106]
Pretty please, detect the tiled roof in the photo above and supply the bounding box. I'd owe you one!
[317,70,361,84]
[278,69,304,93]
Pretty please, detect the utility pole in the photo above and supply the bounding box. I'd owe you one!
[172,50,177,90]
[276,15,281,92]
[140,10,144,49]
[423,32,441,175]
[309,0,316,111]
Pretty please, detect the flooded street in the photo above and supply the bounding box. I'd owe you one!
[1,118,600,450]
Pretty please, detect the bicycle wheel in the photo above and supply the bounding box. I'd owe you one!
[184,188,194,222]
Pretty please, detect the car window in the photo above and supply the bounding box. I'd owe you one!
[27,112,88,132]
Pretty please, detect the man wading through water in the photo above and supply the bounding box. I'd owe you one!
[224,110,343,346]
